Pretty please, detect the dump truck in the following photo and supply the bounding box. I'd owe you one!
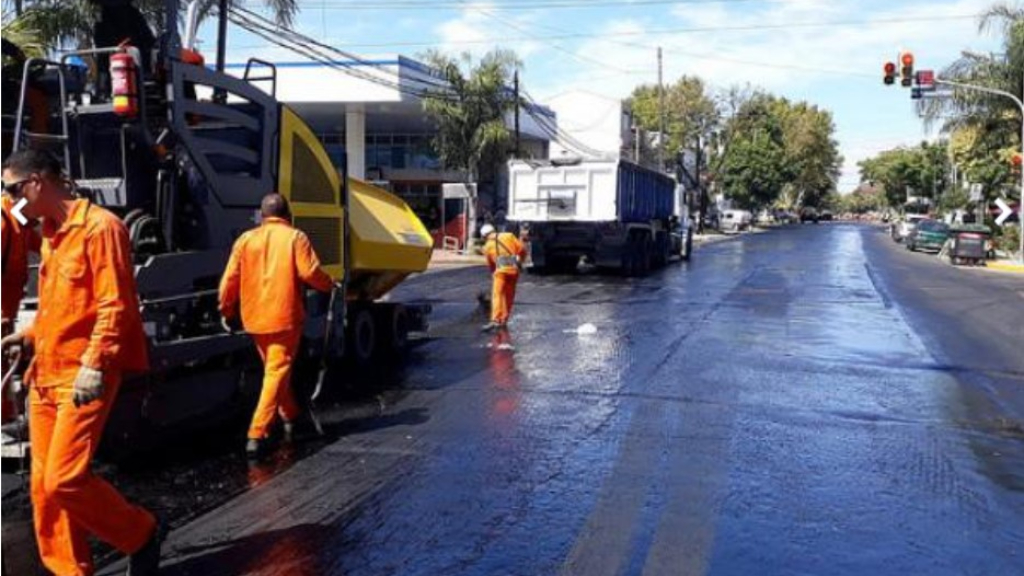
[508,158,687,275]
[2,2,433,457]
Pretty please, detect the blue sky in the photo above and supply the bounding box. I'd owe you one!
[214,0,1007,190]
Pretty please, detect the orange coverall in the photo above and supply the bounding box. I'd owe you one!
[23,199,154,576]
[218,217,334,439]
[2,194,40,422]
[483,232,526,325]
[2,193,41,324]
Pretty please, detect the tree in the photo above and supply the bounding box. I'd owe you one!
[858,141,951,207]
[2,0,299,53]
[421,49,520,184]
[918,3,1022,204]
[628,75,720,170]
[714,94,841,211]
[420,49,521,222]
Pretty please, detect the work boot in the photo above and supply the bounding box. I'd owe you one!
[246,438,269,460]
[481,322,500,332]
[282,421,296,444]
[127,518,165,576]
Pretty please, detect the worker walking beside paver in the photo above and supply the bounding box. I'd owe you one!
[0,150,161,576]
[219,193,335,458]
[481,224,527,331]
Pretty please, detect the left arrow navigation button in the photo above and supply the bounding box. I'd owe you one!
[11,197,29,225]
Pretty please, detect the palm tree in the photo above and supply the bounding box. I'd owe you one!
[920,2,1023,142]
[2,0,299,54]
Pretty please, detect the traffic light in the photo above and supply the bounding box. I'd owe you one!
[900,52,915,87]
[883,62,897,86]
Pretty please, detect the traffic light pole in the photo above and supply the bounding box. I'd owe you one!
[935,77,1024,264]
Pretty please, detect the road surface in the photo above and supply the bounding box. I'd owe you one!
[4,223,1023,576]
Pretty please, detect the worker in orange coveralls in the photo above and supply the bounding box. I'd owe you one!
[2,190,40,423]
[219,193,335,458]
[0,149,161,576]
[480,224,527,332]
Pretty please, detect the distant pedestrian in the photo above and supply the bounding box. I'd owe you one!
[480,224,526,331]
[218,194,335,458]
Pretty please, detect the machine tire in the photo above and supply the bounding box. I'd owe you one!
[348,308,377,366]
[379,305,410,353]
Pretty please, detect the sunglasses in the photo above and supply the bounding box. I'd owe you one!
[2,177,34,197]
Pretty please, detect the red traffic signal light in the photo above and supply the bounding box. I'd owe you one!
[883,62,897,85]
[899,52,915,87]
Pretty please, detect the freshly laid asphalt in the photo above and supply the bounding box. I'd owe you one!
[3,223,1022,576]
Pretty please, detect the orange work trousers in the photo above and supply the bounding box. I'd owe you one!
[491,272,520,325]
[248,328,303,440]
[29,380,156,576]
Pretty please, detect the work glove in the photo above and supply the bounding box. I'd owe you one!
[1,331,27,356]
[72,367,105,408]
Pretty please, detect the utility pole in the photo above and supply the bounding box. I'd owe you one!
[514,69,521,158]
[657,46,666,173]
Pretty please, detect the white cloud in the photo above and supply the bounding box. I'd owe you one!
[535,0,1000,190]
[434,2,543,59]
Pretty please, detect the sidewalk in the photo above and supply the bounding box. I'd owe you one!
[986,259,1024,274]
[427,250,486,272]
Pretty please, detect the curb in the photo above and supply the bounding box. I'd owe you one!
[986,261,1024,274]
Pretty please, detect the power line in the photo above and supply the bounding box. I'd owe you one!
[231,13,983,50]
[240,0,809,11]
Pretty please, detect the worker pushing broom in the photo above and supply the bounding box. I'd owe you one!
[480,223,527,332]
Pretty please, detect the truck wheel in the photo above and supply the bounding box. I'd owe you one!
[348,308,377,366]
[639,234,653,275]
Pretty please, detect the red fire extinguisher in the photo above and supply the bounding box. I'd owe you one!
[110,51,139,118]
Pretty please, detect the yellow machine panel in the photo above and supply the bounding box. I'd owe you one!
[278,106,433,301]
[278,106,346,280]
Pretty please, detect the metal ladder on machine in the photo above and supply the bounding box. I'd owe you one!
[11,58,74,175]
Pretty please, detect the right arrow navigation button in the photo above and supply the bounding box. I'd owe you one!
[995,198,1014,226]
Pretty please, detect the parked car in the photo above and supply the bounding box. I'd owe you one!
[906,219,950,252]
[720,209,752,233]
[819,210,834,222]
[800,207,820,224]
[891,214,928,243]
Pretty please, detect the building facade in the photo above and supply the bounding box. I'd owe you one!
[228,55,556,235]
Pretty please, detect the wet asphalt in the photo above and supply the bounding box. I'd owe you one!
[4,223,1024,576]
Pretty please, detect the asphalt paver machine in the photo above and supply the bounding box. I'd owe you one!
[3,0,434,457]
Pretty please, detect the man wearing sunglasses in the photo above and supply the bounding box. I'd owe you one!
[0,150,162,576]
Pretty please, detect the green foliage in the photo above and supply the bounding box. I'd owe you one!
[835,187,886,215]
[420,49,520,182]
[858,141,951,207]
[628,76,720,163]
[918,3,1022,203]
[717,94,842,210]
[2,0,299,52]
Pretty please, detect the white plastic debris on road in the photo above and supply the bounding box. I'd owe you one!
[565,323,598,335]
